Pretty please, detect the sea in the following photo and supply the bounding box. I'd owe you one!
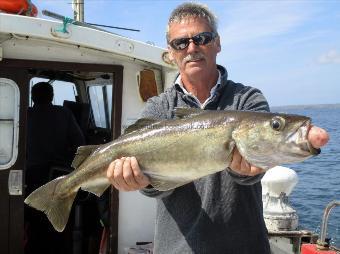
[271,104,340,247]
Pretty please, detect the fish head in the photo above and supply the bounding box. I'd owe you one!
[232,112,320,170]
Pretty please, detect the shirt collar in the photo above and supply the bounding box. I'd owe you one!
[175,70,221,108]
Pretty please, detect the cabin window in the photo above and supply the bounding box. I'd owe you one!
[0,78,20,169]
[29,78,77,106]
[87,75,113,129]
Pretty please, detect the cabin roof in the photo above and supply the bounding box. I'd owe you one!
[0,13,175,69]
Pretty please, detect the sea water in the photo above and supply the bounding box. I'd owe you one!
[272,105,340,247]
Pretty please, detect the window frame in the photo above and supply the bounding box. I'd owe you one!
[87,78,113,130]
[0,78,20,170]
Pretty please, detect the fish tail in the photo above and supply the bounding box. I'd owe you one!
[24,176,77,232]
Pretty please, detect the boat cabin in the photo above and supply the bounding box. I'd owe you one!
[0,11,176,254]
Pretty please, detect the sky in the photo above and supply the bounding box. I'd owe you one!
[33,0,340,107]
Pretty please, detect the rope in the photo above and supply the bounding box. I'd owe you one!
[55,17,74,34]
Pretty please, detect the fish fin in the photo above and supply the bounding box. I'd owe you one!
[150,178,190,191]
[72,145,100,169]
[81,177,111,197]
[24,176,77,232]
[124,118,160,134]
[174,107,207,119]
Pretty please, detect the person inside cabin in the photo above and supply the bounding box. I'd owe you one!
[106,3,329,254]
[26,82,85,190]
[25,81,85,254]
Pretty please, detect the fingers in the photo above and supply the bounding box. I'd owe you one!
[122,157,140,190]
[247,165,264,176]
[106,157,150,191]
[308,125,329,149]
[130,157,150,187]
[229,148,242,172]
[110,157,130,191]
[229,148,264,176]
[107,160,120,190]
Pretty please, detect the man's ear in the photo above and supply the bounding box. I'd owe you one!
[167,46,175,62]
[215,36,221,53]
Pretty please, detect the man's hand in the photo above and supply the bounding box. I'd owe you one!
[229,148,264,176]
[106,157,150,191]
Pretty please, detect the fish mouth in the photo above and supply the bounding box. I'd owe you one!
[294,119,321,155]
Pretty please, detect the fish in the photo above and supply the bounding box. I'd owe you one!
[24,108,320,232]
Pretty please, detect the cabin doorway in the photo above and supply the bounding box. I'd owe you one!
[0,59,122,254]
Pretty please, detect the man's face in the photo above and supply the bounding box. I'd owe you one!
[167,17,221,77]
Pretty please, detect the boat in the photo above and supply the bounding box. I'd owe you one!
[0,2,338,254]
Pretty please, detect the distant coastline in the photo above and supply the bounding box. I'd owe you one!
[271,103,340,111]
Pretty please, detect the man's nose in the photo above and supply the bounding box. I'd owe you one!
[186,39,199,52]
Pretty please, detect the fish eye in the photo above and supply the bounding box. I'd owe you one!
[270,116,285,131]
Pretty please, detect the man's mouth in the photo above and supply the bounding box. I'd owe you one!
[187,59,203,63]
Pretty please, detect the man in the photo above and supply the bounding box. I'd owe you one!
[26,82,85,187]
[107,3,329,253]
[26,82,85,254]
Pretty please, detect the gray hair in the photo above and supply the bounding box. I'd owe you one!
[166,2,218,43]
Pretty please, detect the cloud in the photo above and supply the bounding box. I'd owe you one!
[215,1,319,64]
[318,50,340,64]
[219,2,311,46]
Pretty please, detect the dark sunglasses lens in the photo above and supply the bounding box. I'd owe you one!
[171,38,189,50]
[193,32,213,45]
[170,32,216,50]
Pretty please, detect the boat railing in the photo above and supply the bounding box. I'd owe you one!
[317,200,340,250]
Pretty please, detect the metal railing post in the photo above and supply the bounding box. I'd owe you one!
[317,200,340,250]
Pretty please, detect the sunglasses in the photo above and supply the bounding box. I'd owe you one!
[169,32,218,50]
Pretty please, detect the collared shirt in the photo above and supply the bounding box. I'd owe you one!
[174,70,221,109]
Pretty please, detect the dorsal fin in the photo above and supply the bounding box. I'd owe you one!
[124,118,159,134]
[71,145,100,169]
[174,107,206,119]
